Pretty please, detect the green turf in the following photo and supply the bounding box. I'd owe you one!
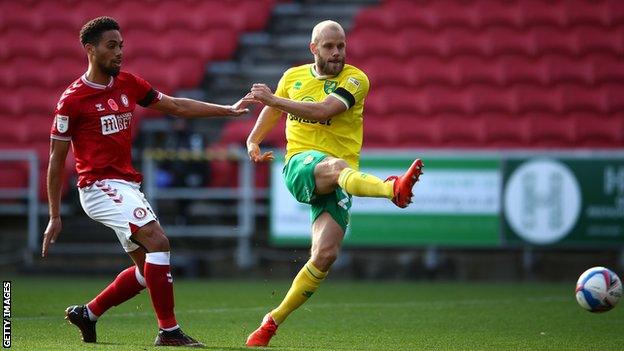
[7,277,623,350]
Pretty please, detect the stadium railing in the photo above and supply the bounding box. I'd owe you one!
[0,150,39,265]
[141,147,259,269]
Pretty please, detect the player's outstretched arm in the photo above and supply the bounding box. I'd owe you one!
[250,83,347,121]
[246,105,282,163]
[42,139,70,258]
[149,93,253,118]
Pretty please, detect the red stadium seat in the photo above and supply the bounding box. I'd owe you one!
[170,57,205,89]
[350,29,405,60]
[3,29,44,60]
[482,114,530,147]
[408,56,459,86]
[519,0,566,27]
[574,113,624,147]
[17,87,58,115]
[36,2,84,32]
[528,114,575,147]
[125,57,175,94]
[425,0,479,29]
[49,57,85,88]
[560,84,609,114]
[8,58,56,88]
[112,1,163,32]
[263,117,287,148]
[402,28,447,57]
[445,29,491,57]
[499,55,547,86]
[0,166,29,190]
[123,29,172,60]
[563,0,611,27]
[576,26,624,56]
[474,0,523,28]
[515,85,561,114]
[0,88,24,115]
[469,86,515,115]
[454,56,503,86]
[425,87,472,115]
[438,114,485,147]
[358,58,409,87]
[363,115,397,147]
[542,55,593,85]
[591,54,624,84]
[606,0,624,26]
[219,118,256,146]
[0,116,30,144]
[24,114,54,144]
[355,7,396,31]
[605,83,624,113]
[395,114,441,147]
[488,28,535,57]
[41,30,84,60]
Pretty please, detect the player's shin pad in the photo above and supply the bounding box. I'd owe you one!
[338,168,393,198]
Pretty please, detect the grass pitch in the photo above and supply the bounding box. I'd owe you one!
[8,277,623,350]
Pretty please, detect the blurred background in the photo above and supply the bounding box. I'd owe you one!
[0,0,623,282]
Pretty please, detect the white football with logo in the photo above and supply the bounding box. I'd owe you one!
[575,266,622,312]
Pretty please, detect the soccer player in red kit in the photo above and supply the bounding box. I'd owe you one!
[41,17,250,347]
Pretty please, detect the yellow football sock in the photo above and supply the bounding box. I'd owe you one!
[338,168,393,199]
[270,261,328,325]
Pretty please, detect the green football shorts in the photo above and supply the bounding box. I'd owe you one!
[283,150,352,232]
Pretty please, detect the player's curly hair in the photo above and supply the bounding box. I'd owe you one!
[79,16,120,46]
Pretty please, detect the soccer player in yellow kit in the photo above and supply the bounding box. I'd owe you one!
[244,20,423,347]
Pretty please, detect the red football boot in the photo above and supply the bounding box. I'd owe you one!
[386,159,424,208]
[246,313,278,347]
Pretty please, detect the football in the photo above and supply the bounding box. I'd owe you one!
[575,266,623,312]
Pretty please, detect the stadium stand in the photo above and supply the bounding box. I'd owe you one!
[349,0,624,150]
[0,0,277,200]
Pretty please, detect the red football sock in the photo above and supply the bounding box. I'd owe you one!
[87,266,145,317]
[144,251,178,329]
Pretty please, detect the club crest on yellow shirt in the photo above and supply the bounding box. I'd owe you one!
[324,80,338,94]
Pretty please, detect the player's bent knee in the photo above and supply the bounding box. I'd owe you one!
[312,248,339,271]
[133,223,170,252]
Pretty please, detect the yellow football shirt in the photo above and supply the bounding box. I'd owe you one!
[275,63,370,170]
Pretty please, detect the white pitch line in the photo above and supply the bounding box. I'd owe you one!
[13,296,568,321]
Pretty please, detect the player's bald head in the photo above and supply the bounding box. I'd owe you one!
[311,20,345,44]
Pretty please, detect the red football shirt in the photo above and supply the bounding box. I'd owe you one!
[51,71,162,187]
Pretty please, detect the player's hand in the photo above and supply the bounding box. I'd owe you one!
[247,141,274,163]
[41,216,62,258]
[250,84,276,106]
[228,93,255,116]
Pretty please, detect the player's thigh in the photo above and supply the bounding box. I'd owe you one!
[314,157,349,195]
[78,180,157,253]
[310,190,351,251]
[311,212,345,253]
[283,150,328,203]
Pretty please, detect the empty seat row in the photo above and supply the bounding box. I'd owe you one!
[0,0,274,33]
[0,27,238,61]
[357,0,624,30]
[364,84,624,115]
[1,56,205,92]
[348,26,624,59]
[355,54,624,87]
[363,112,624,148]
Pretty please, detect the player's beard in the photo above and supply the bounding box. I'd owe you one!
[316,56,345,76]
[99,61,120,77]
